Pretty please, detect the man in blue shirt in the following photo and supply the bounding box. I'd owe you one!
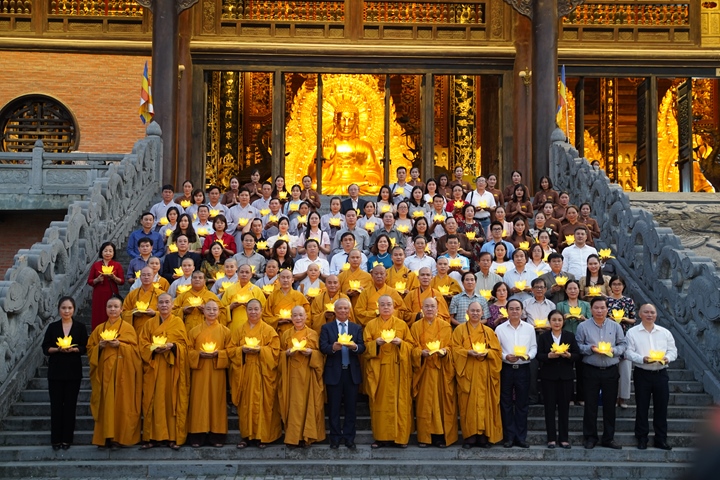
[127,212,165,259]
[481,221,515,257]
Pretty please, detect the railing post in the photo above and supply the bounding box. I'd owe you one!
[29,140,44,194]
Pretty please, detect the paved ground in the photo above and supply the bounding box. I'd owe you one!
[9,477,674,480]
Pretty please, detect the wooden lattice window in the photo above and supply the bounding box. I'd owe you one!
[0,95,79,152]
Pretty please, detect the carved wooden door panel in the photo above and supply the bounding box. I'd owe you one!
[677,79,694,192]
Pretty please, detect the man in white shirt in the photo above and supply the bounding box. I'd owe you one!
[464,176,496,233]
[625,303,677,451]
[503,249,535,302]
[475,252,502,293]
[293,239,330,282]
[389,166,409,204]
[404,236,437,275]
[329,232,368,275]
[150,184,183,229]
[561,227,598,279]
[251,181,273,211]
[495,299,537,448]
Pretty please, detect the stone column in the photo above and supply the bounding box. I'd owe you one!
[513,12,532,183]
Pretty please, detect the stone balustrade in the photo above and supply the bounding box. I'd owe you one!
[550,128,720,402]
[0,123,162,420]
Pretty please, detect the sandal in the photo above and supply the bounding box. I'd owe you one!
[547,442,556,449]
[371,441,383,449]
[396,443,408,448]
[139,442,156,450]
[418,443,429,448]
[212,443,223,448]
[191,443,201,448]
[168,442,181,451]
[236,441,248,449]
[257,442,267,449]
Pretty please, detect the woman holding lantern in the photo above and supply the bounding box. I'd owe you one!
[42,296,88,451]
[87,242,125,330]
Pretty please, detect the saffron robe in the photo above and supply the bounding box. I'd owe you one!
[172,287,224,332]
[138,314,190,444]
[363,315,415,444]
[121,286,163,334]
[385,265,419,293]
[403,287,451,326]
[278,326,326,445]
[430,274,462,297]
[221,281,267,333]
[410,318,458,446]
[261,289,309,335]
[309,290,355,335]
[355,285,408,327]
[187,321,231,435]
[87,319,142,446]
[451,321,503,443]
[337,268,373,308]
[228,320,282,443]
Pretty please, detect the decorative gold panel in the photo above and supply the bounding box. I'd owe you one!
[702,1,720,45]
[364,1,485,24]
[1,0,31,14]
[450,75,476,174]
[48,0,143,16]
[221,0,345,21]
[563,3,690,26]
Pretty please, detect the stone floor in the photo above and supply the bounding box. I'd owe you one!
[8,477,677,480]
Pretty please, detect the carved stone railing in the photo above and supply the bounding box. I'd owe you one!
[550,128,720,402]
[0,122,162,420]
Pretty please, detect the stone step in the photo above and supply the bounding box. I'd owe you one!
[0,428,701,448]
[0,456,691,479]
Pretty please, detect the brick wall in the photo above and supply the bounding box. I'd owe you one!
[0,211,67,279]
[0,52,149,153]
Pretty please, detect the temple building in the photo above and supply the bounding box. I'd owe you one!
[0,1,719,193]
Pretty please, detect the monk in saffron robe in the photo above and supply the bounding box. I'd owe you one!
[172,270,225,332]
[87,296,142,448]
[122,266,163,333]
[337,250,372,308]
[385,246,419,294]
[278,306,326,447]
[355,265,408,327]
[229,298,282,448]
[138,293,190,449]
[451,300,503,448]
[431,257,463,298]
[310,274,354,334]
[262,268,309,335]
[404,267,451,326]
[221,264,266,333]
[410,297,457,447]
[186,300,232,447]
[363,294,415,448]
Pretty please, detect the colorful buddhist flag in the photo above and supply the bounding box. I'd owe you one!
[139,61,154,125]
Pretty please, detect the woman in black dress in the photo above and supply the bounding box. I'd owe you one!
[41,296,88,450]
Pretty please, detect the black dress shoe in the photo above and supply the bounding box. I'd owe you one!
[637,439,648,450]
[52,444,61,451]
[654,441,672,451]
[514,441,530,449]
[61,443,70,450]
[346,442,357,450]
[477,441,491,449]
[462,442,473,449]
[503,440,514,448]
[584,440,596,449]
[329,442,339,449]
[601,440,622,450]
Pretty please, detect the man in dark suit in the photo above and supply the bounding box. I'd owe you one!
[340,184,368,216]
[320,297,366,450]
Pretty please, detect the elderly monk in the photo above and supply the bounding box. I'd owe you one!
[186,300,231,447]
[172,270,225,332]
[364,295,415,448]
[355,265,408,327]
[386,246,419,294]
[430,257,463,297]
[122,266,163,333]
[451,300,503,448]
[262,268,310,335]
[229,298,282,449]
[87,295,142,448]
[337,249,373,308]
[222,264,266,333]
[278,306,326,448]
[310,274,355,334]
[138,293,190,450]
[404,267,451,326]
[410,297,457,448]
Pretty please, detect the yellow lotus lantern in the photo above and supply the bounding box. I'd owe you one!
[289,203,299,212]
[395,187,405,196]
[381,205,392,214]
[514,280,527,291]
[502,229,508,237]
[216,239,227,249]
[598,248,615,261]
[238,217,249,227]
[180,200,191,209]
[165,229,173,238]
[372,261,380,268]
[306,287,320,297]
[262,284,275,295]
[412,210,425,219]
[279,308,292,319]
[533,318,549,328]
[396,225,410,234]
[342,262,351,271]
[433,214,446,222]
[543,253,550,262]
[394,281,407,292]
[611,309,625,322]
[348,280,362,291]
[389,237,396,247]
[56,336,76,349]
[465,231,476,241]
[648,350,666,364]
[101,265,114,275]
[555,276,568,287]
[535,270,544,277]
[192,213,197,220]
[221,281,234,292]
[551,343,570,354]
[196,228,209,236]
[173,267,183,277]
[209,209,220,218]
[449,258,463,268]
[250,265,256,273]
[278,191,288,200]
[495,265,506,275]
[244,337,260,348]
[381,329,396,343]
[168,243,178,253]
[587,286,602,297]
[135,270,142,279]
[364,221,376,232]
[177,284,191,294]
[212,272,225,282]
[519,241,530,251]
[329,217,342,227]
[100,329,118,341]
[135,301,149,312]
[568,306,582,318]
[297,215,307,224]
[338,332,353,345]
[152,282,161,289]
[150,335,167,351]
[325,303,335,312]
[499,307,508,318]
[597,341,613,357]
[187,297,203,307]
[268,215,279,223]
[426,340,442,355]
[234,294,250,304]
[201,341,217,353]
[565,234,575,245]
[479,289,492,300]
[159,217,169,226]
[513,345,528,359]
[453,200,464,209]
[438,285,451,295]
[472,342,488,354]
[259,209,270,216]
[290,338,307,352]
[256,241,268,250]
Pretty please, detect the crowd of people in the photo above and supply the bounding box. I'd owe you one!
[42,166,678,453]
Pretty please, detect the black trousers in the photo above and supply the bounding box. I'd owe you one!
[582,363,619,443]
[541,378,573,443]
[48,378,81,445]
[634,367,670,443]
[326,368,359,444]
[574,359,585,402]
[500,363,530,443]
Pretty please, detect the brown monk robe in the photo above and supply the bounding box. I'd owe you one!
[262,268,309,335]
[278,306,326,447]
[122,266,163,334]
[309,274,355,334]
[221,264,266,333]
[138,293,190,449]
[410,297,458,447]
[337,249,373,308]
[430,257,463,297]
[87,296,142,448]
[173,270,225,332]
[186,300,232,447]
[451,300,503,448]
[404,267,452,327]
[363,295,416,448]
[355,265,408,327]
[229,298,282,448]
